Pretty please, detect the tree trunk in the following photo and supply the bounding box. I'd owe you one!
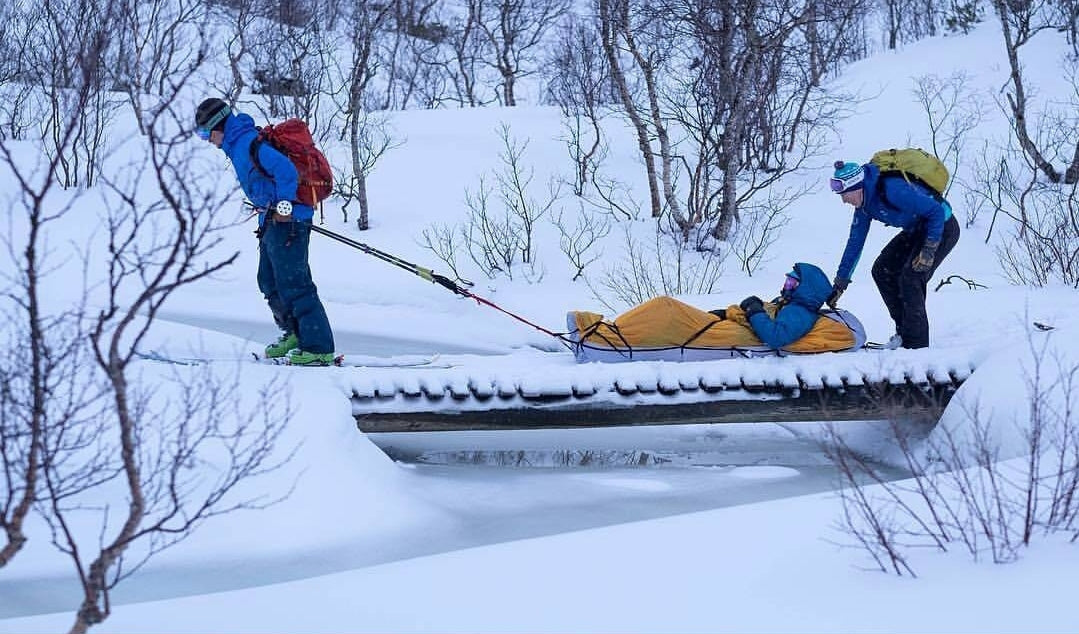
[598,0,662,218]
[623,25,679,221]
[993,0,1062,183]
[357,173,370,230]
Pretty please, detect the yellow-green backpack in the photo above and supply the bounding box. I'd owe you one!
[869,148,949,198]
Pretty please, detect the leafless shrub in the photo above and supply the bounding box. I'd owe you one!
[249,22,330,123]
[825,326,1079,575]
[584,168,645,221]
[18,0,123,188]
[558,112,609,199]
[823,426,920,576]
[217,0,257,103]
[110,0,211,135]
[966,89,1079,287]
[555,205,612,281]
[419,222,467,282]
[911,71,985,199]
[986,155,1079,288]
[590,222,726,311]
[729,191,796,276]
[462,176,524,279]
[460,124,560,280]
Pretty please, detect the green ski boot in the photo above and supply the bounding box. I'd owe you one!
[287,349,336,366]
[265,333,299,359]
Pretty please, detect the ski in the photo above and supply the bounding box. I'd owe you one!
[135,349,450,369]
[252,352,451,368]
[134,349,208,366]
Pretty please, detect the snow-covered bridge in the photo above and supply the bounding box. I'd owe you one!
[342,346,985,434]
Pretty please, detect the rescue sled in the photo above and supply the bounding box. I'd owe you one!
[566,296,867,363]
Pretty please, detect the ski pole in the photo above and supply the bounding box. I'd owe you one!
[309,224,473,295]
[311,225,567,340]
[245,201,474,293]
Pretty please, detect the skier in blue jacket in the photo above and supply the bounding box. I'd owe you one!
[737,262,832,349]
[826,160,960,349]
[195,98,336,365]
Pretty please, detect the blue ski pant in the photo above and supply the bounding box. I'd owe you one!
[257,219,335,354]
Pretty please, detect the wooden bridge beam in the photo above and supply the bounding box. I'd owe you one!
[354,381,958,433]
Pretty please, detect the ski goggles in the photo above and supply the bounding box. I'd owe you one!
[194,106,230,141]
[829,172,864,193]
[782,274,800,293]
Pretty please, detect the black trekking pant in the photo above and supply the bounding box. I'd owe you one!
[871,215,960,349]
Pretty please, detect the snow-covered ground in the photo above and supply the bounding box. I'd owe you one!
[3,17,1079,634]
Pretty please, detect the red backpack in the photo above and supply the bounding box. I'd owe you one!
[249,118,333,207]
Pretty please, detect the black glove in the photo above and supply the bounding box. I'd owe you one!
[826,277,849,309]
[912,241,939,273]
[708,308,727,320]
[739,295,765,317]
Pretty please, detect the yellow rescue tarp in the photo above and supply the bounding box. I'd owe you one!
[571,296,855,353]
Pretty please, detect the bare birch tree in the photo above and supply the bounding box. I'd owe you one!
[110,0,212,135]
[661,0,845,241]
[377,0,452,109]
[446,0,490,107]
[880,0,941,49]
[337,0,396,230]
[472,0,569,106]
[47,85,294,634]
[596,0,677,221]
[991,0,1079,184]
[544,14,615,197]
[218,0,258,104]
[21,0,122,188]
[0,2,38,141]
[249,16,331,123]
[0,77,109,573]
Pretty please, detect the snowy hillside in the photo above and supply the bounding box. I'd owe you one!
[2,4,1079,633]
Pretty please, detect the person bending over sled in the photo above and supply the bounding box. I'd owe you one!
[195,97,336,366]
[827,160,960,350]
[712,262,832,348]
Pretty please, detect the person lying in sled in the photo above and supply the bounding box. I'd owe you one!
[709,262,831,349]
[568,260,859,360]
